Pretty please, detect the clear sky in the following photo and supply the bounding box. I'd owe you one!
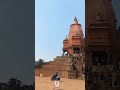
[35,0,85,62]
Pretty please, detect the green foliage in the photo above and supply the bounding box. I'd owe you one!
[36,59,44,68]
[35,59,49,69]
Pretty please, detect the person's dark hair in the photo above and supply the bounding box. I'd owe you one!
[56,72,58,74]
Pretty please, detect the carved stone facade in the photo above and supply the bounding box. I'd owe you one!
[86,0,120,90]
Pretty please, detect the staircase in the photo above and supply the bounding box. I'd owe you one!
[68,70,77,79]
[35,56,83,79]
[37,56,72,78]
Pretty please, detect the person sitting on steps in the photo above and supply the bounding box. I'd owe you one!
[51,72,60,81]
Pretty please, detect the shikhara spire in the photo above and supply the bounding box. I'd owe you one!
[73,17,78,24]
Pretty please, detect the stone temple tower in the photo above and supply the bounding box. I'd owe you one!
[63,17,85,79]
[63,17,84,62]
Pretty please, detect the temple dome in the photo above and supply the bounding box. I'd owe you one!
[69,17,83,39]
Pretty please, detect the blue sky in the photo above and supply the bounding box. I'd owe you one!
[35,0,85,62]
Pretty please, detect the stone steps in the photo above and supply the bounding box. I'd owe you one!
[54,58,71,62]
[49,61,71,65]
[35,55,84,80]
[56,56,70,58]
[42,65,71,71]
[36,56,83,79]
[39,70,69,78]
[37,56,72,78]
[54,56,71,60]
[68,70,76,79]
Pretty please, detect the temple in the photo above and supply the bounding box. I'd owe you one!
[35,17,85,79]
[63,17,84,62]
[86,0,120,89]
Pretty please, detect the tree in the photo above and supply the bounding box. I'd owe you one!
[36,59,44,68]
[7,77,21,90]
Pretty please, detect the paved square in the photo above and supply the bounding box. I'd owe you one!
[35,76,85,90]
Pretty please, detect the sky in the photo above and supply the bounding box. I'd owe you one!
[35,0,85,62]
[0,0,34,85]
[112,0,120,29]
